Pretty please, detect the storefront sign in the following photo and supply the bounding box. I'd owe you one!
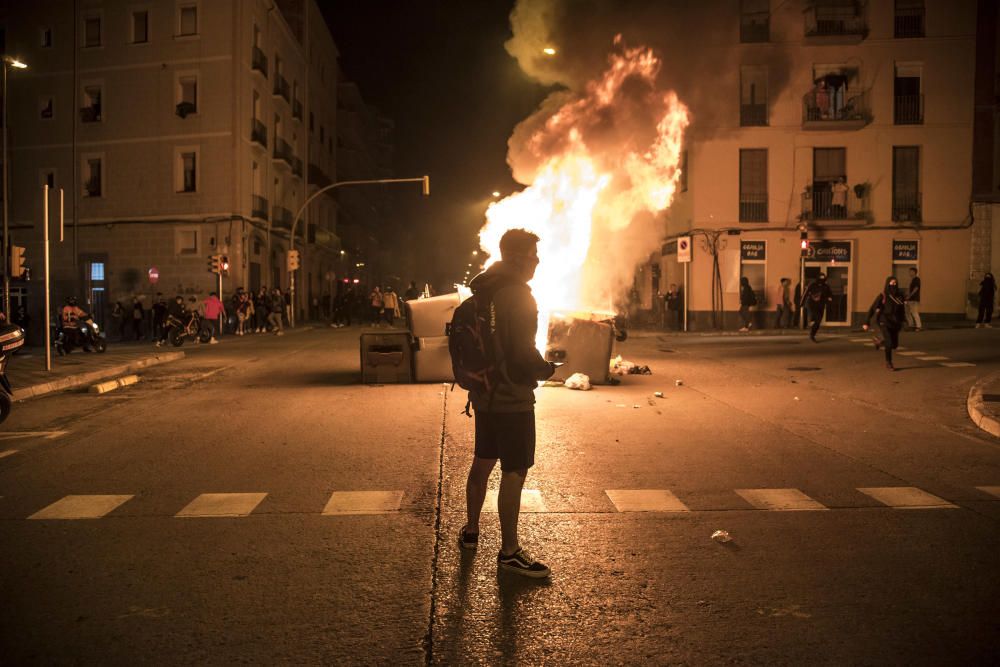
[677,236,692,263]
[805,240,851,263]
[740,240,766,261]
[892,240,919,262]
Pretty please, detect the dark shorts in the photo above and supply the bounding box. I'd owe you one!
[474,410,535,471]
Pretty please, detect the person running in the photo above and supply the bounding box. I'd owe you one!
[459,228,556,579]
[202,291,225,344]
[976,272,996,328]
[738,276,756,332]
[864,276,906,371]
[905,267,922,332]
[801,273,833,342]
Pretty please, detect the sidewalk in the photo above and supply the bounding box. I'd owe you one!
[967,371,1000,438]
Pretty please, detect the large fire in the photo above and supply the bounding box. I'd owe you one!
[478,38,690,350]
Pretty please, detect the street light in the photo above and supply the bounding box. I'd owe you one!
[2,55,28,316]
[491,191,500,198]
[542,47,556,56]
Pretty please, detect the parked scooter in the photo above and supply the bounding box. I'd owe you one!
[165,311,211,347]
[0,324,26,424]
[54,313,108,355]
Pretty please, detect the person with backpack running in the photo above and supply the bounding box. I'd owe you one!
[863,276,906,371]
[452,229,556,578]
[801,273,833,342]
[738,276,757,332]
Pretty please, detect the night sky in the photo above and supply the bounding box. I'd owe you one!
[321,1,552,286]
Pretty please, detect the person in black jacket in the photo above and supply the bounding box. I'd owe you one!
[863,276,906,370]
[801,273,833,341]
[738,276,756,332]
[976,272,996,328]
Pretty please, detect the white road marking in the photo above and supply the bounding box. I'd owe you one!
[482,489,547,513]
[606,489,689,512]
[939,362,975,368]
[857,487,957,509]
[896,351,926,356]
[0,449,17,459]
[975,486,1000,499]
[321,490,404,515]
[915,356,949,361]
[175,493,267,518]
[29,494,133,520]
[735,488,828,511]
[0,431,69,441]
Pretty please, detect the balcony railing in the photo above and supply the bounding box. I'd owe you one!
[251,46,268,77]
[894,94,923,125]
[804,2,867,42]
[740,13,769,43]
[175,101,197,118]
[739,194,768,222]
[801,186,870,222]
[273,74,290,102]
[274,137,293,165]
[894,7,924,38]
[79,105,102,123]
[84,179,102,198]
[892,192,922,223]
[271,206,293,230]
[802,88,871,129]
[251,118,268,147]
[292,98,303,121]
[740,103,767,127]
[252,195,269,220]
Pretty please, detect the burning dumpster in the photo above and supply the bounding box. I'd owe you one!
[544,312,619,385]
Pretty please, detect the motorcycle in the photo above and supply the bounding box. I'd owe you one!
[54,314,107,355]
[166,311,211,347]
[0,324,25,424]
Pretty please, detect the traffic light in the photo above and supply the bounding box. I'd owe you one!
[220,255,230,274]
[208,254,221,274]
[287,249,300,271]
[9,245,26,279]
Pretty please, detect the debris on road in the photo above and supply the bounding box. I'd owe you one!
[564,372,592,391]
[632,404,640,409]
[675,379,684,386]
[610,355,651,376]
[711,530,732,543]
[654,391,664,398]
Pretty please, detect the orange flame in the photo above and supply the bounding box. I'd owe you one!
[478,39,689,350]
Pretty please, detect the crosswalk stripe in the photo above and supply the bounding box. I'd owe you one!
[0,450,17,459]
[29,494,134,520]
[939,362,975,368]
[849,337,871,342]
[481,489,547,513]
[175,493,267,518]
[975,486,1000,499]
[857,487,957,509]
[916,356,949,361]
[735,488,828,511]
[322,490,404,515]
[896,351,926,356]
[606,489,689,512]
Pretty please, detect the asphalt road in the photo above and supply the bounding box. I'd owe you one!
[1,325,998,665]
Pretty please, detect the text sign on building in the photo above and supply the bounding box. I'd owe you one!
[892,240,919,262]
[677,236,692,263]
[740,240,766,261]
[805,240,851,263]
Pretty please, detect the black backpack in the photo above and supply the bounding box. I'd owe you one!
[448,284,508,416]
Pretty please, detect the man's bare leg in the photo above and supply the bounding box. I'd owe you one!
[465,456,496,534]
[498,468,526,555]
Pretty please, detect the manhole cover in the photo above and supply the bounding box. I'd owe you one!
[787,366,822,372]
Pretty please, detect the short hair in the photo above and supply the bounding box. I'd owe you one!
[909,267,918,273]
[499,228,540,259]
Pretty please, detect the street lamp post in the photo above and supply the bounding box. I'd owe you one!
[2,56,28,317]
[287,176,429,328]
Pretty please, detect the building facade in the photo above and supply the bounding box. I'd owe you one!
[0,0,390,338]
[644,0,982,329]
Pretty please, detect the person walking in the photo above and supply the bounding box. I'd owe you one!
[738,276,756,332]
[664,284,681,330]
[772,277,792,329]
[111,300,126,341]
[236,292,250,336]
[202,291,225,344]
[403,280,421,302]
[152,294,167,343]
[254,286,268,333]
[458,228,556,579]
[268,288,285,335]
[132,297,145,341]
[368,286,383,326]
[905,267,922,332]
[863,276,906,370]
[801,273,833,342]
[977,272,996,328]
[381,286,399,326]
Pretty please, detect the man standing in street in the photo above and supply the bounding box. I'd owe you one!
[905,267,922,332]
[202,291,225,344]
[459,228,556,578]
[801,273,833,342]
[772,277,792,329]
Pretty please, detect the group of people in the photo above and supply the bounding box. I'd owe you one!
[330,281,424,328]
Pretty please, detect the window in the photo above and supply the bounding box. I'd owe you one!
[739,149,767,222]
[811,147,846,219]
[82,154,103,197]
[175,147,199,193]
[740,0,769,43]
[178,3,198,37]
[892,146,921,222]
[740,66,768,127]
[176,73,198,117]
[175,228,199,255]
[132,9,149,44]
[90,262,105,281]
[894,0,924,38]
[39,96,54,120]
[83,15,101,47]
[894,63,922,124]
[81,83,102,122]
[40,27,52,48]
[679,150,688,192]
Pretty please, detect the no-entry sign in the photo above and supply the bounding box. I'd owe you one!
[677,236,692,263]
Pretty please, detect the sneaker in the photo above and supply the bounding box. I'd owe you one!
[209,338,219,345]
[276,331,284,336]
[458,526,478,550]
[497,548,550,578]
[738,326,748,333]
[886,362,895,371]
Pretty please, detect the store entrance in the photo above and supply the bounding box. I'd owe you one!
[804,264,850,325]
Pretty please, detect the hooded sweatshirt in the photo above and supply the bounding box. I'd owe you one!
[467,261,554,413]
[867,278,906,328]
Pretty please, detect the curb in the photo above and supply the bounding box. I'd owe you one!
[966,371,1000,438]
[11,351,185,402]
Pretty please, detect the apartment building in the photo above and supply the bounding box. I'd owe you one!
[0,0,386,335]
[646,0,981,329]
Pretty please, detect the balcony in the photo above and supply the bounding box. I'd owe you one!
[251,46,268,77]
[250,118,268,147]
[801,185,871,223]
[252,195,269,220]
[802,88,871,130]
[740,103,767,127]
[292,97,303,121]
[892,192,922,223]
[804,2,867,44]
[274,137,294,166]
[739,194,768,222]
[894,94,923,125]
[79,105,102,123]
[740,13,769,43]
[273,74,290,103]
[894,7,924,38]
[271,206,293,230]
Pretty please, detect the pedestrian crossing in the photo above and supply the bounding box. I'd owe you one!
[847,339,975,367]
[6,485,998,520]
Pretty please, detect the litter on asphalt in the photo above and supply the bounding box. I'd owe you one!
[711,530,733,543]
